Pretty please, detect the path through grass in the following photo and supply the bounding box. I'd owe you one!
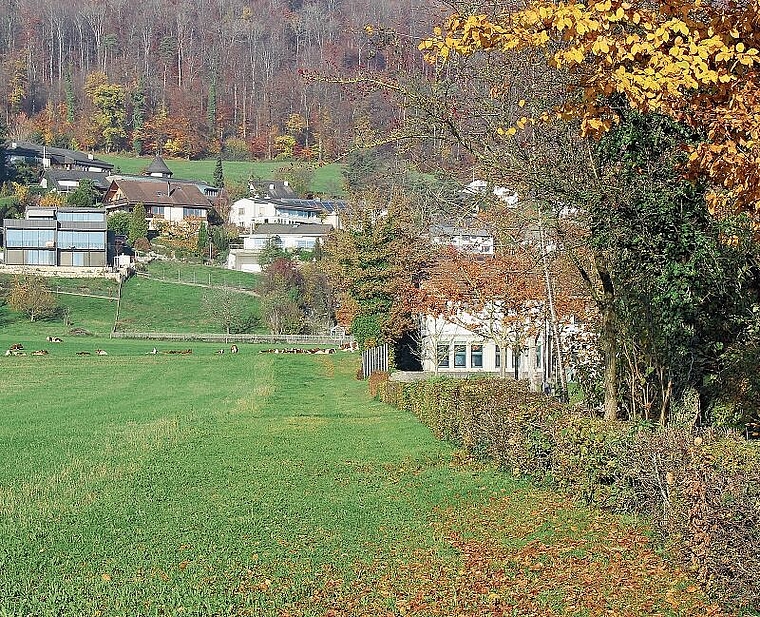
[0,340,726,616]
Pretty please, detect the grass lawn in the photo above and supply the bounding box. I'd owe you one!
[142,261,260,292]
[100,155,346,198]
[117,273,261,334]
[0,264,262,337]
[0,341,727,614]
[0,268,728,615]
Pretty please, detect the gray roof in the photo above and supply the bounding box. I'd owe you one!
[430,223,493,238]
[145,156,173,176]
[43,169,111,191]
[7,141,114,171]
[251,180,297,200]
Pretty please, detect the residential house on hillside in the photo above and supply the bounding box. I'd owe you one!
[103,177,213,228]
[429,218,495,255]
[6,141,114,173]
[103,156,217,228]
[226,222,333,272]
[41,169,111,195]
[231,179,345,231]
[3,206,110,268]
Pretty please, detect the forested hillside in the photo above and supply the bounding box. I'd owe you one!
[0,0,438,160]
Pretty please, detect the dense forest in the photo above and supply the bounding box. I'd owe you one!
[0,0,440,160]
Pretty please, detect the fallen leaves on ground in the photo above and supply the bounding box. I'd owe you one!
[280,490,729,616]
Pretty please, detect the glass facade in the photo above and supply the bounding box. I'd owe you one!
[24,250,56,265]
[57,211,105,222]
[58,231,105,250]
[6,228,55,248]
[3,207,107,267]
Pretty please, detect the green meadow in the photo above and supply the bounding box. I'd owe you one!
[100,155,346,197]
[0,267,724,616]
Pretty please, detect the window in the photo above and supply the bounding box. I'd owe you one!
[238,208,245,215]
[437,345,450,368]
[536,342,542,368]
[58,231,105,250]
[5,229,23,247]
[57,211,104,222]
[471,344,483,368]
[182,207,205,218]
[6,228,55,248]
[495,345,501,368]
[149,206,165,217]
[453,344,467,368]
[24,250,55,265]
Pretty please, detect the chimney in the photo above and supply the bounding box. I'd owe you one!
[167,181,172,197]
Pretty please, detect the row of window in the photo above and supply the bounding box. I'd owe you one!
[438,343,484,369]
[6,228,55,248]
[57,211,105,222]
[436,343,543,370]
[58,231,105,250]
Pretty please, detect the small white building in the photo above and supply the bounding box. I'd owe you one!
[230,179,345,232]
[429,221,495,255]
[226,223,333,273]
[419,314,551,387]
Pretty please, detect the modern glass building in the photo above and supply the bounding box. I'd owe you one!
[3,207,108,268]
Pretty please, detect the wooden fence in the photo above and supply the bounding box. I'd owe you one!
[110,331,354,345]
[362,343,389,379]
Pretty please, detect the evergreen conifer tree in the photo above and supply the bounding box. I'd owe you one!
[212,153,224,188]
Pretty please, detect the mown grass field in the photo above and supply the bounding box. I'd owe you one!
[0,336,727,616]
[0,266,728,616]
[100,155,346,197]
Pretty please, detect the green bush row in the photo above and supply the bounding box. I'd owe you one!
[377,376,760,609]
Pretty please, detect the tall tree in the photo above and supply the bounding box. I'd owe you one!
[212,153,224,188]
[128,203,148,245]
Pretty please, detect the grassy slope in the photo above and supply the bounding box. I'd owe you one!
[0,263,262,337]
[100,155,346,197]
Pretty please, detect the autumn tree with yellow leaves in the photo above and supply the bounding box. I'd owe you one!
[420,0,760,222]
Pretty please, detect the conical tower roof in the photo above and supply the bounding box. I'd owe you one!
[145,155,173,177]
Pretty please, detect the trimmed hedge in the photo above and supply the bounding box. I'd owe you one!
[377,375,760,609]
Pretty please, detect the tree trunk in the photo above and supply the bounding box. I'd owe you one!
[595,252,619,421]
[538,224,568,401]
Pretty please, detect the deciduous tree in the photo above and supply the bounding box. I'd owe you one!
[8,276,57,322]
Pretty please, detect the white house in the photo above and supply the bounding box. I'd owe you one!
[429,221,495,255]
[226,223,333,272]
[230,179,345,231]
[419,313,553,388]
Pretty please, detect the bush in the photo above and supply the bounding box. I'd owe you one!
[377,376,760,609]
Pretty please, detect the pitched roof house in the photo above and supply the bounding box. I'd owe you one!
[6,141,114,173]
[103,177,213,227]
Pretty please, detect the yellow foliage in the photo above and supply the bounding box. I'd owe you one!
[420,0,760,220]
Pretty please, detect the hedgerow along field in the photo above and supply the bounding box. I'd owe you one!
[100,155,346,197]
[0,269,728,615]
